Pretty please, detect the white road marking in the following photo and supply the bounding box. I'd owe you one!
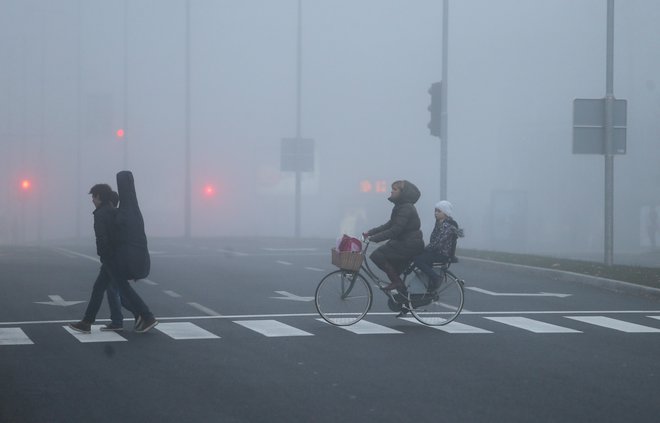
[466,287,571,298]
[270,291,314,302]
[3,310,660,327]
[262,248,318,252]
[63,325,128,343]
[187,302,221,316]
[0,328,33,345]
[565,316,660,333]
[305,267,325,272]
[52,248,99,263]
[155,322,219,340]
[164,290,182,298]
[485,316,581,333]
[318,319,402,334]
[234,319,313,337]
[34,295,85,307]
[141,279,158,285]
[216,249,249,257]
[402,318,493,333]
[276,260,293,266]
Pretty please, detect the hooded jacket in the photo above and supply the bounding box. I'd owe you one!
[115,171,150,280]
[366,180,424,259]
[426,216,460,258]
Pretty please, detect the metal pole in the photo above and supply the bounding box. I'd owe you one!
[76,0,82,239]
[38,13,46,243]
[603,0,614,266]
[294,0,302,238]
[440,0,449,201]
[122,0,128,170]
[184,0,191,239]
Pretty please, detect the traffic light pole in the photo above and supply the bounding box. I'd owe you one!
[440,0,449,201]
[184,0,192,239]
[122,0,129,170]
[294,0,302,238]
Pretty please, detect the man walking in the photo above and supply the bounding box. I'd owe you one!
[69,182,158,334]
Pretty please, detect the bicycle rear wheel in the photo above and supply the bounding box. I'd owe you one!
[315,270,372,326]
[405,269,464,326]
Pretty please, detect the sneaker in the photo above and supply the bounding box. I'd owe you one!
[69,321,91,334]
[100,323,124,332]
[135,316,158,333]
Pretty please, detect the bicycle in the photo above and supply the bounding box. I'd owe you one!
[314,239,465,326]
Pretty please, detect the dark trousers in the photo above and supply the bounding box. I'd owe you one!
[83,263,153,324]
[413,250,447,283]
[106,281,133,326]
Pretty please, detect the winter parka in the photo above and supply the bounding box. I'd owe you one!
[366,180,424,269]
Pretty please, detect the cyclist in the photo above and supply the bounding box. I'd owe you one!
[413,200,461,292]
[363,180,424,293]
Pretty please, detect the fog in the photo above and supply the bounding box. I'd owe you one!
[2,0,659,259]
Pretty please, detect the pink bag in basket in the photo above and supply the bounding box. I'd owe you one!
[337,235,362,252]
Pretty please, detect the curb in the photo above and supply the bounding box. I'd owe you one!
[458,256,660,300]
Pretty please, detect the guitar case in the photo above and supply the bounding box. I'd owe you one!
[115,170,150,280]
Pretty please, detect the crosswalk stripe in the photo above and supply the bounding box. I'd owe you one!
[63,325,128,343]
[155,322,220,340]
[401,318,493,333]
[565,316,660,333]
[234,319,313,337]
[485,316,581,333]
[4,315,660,346]
[317,319,402,334]
[0,328,33,345]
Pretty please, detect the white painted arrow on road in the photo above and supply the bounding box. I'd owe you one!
[270,291,314,302]
[465,287,571,298]
[35,295,86,306]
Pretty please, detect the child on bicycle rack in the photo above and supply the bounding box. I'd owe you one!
[363,180,424,293]
[413,200,462,292]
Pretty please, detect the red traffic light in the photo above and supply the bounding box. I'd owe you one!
[203,184,216,197]
[20,179,32,190]
[116,128,125,138]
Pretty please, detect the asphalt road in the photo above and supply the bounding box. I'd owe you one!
[1,237,659,423]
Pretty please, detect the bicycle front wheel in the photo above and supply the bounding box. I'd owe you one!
[407,269,464,326]
[315,270,372,326]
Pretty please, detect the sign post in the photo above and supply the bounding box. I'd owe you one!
[572,0,624,266]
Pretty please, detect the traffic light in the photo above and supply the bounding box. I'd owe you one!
[428,81,442,137]
[20,179,32,191]
[203,184,216,198]
[116,128,125,139]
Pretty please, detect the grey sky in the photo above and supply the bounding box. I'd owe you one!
[1,0,659,259]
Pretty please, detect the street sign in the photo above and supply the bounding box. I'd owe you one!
[281,138,315,172]
[572,98,627,154]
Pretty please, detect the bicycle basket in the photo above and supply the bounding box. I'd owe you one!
[331,248,364,271]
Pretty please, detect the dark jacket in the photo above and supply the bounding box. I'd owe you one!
[426,217,460,259]
[93,202,118,264]
[367,180,424,262]
[115,171,150,280]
